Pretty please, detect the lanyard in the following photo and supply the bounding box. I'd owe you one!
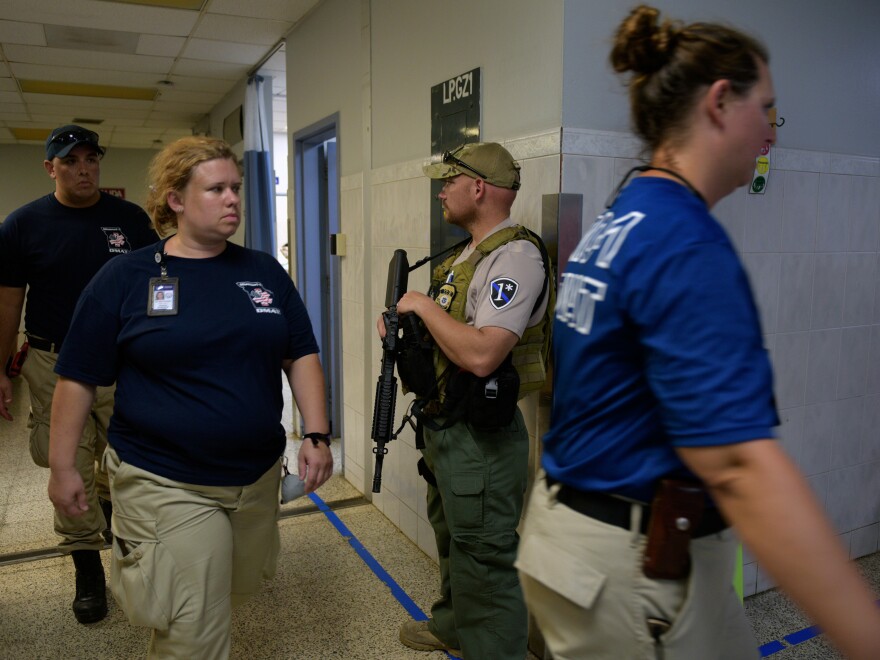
[147,238,179,316]
[605,165,707,209]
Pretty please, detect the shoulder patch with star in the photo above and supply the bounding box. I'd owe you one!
[489,277,519,309]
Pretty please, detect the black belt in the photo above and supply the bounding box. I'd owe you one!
[26,336,62,353]
[546,476,728,538]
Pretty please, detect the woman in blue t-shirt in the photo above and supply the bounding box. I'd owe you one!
[516,5,880,660]
[47,136,334,658]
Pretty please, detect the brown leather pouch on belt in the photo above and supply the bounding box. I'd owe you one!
[642,479,705,580]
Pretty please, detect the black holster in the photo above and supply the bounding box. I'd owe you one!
[442,354,519,430]
[417,457,437,487]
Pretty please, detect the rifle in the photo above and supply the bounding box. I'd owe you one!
[370,249,411,493]
[370,237,470,493]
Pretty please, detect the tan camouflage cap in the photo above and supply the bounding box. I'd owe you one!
[423,142,521,190]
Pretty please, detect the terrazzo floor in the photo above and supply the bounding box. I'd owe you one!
[1,375,877,659]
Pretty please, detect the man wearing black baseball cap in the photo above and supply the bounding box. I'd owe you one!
[45,124,106,160]
[0,124,157,624]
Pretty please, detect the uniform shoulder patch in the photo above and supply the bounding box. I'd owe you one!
[489,277,519,309]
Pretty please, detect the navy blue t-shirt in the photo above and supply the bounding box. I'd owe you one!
[0,192,156,344]
[55,241,319,486]
[544,177,778,502]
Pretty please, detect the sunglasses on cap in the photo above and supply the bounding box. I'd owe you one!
[50,128,100,147]
[442,148,490,181]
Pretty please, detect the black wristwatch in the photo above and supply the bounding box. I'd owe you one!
[303,432,331,448]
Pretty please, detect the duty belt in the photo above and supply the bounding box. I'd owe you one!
[26,335,63,353]
[546,475,728,538]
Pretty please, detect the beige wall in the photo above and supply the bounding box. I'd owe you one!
[286,0,363,176]
[0,144,157,221]
[369,0,564,168]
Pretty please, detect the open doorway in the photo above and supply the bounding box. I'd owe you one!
[293,117,341,444]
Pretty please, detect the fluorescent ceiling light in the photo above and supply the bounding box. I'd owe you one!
[44,25,138,54]
[97,0,207,9]
[9,127,55,142]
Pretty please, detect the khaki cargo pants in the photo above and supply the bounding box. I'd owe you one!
[104,447,281,660]
[22,347,113,552]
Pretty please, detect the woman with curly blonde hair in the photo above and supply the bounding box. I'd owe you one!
[48,135,333,658]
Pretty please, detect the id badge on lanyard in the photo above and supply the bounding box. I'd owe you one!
[147,243,179,316]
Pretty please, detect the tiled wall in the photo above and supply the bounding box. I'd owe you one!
[562,128,880,596]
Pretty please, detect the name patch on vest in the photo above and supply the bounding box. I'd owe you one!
[489,277,519,309]
[435,283,457,310]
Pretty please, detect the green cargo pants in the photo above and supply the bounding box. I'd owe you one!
[421,408,529,660]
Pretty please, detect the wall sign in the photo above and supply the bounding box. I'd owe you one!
[429,68,481,255]
[748,143,771,195]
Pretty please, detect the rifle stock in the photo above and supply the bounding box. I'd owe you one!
[371,249,410,493]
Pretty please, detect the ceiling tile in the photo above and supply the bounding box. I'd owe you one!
[4,0,198,37]
[173,58,248,80]
[166,74,235,93]
[155,88,222,105]
[0,20,47,46]
[24,95,154,112]
[208,0,321,23]
[44,25,138,54]
[1,0,290,147]
[136,34,187,57]
[11,64,165,89]
[182,38,269,66]
[5,44,174,73]
[195,14,291,46]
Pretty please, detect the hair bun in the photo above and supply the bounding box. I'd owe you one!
[610,5,679,75]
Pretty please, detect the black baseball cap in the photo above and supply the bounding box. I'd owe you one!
[45,125,105,160]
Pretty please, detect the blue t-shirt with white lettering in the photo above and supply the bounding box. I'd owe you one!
[544,176,778,502]
[55,241,319,486]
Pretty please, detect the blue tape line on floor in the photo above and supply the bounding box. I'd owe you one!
[784,625,821,645]
[308,492,428,622]
[759,599,880,655]
[759,640,786,656]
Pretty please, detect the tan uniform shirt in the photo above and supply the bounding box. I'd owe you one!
[452,219,547,337]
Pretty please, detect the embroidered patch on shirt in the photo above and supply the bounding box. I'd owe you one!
[236,281,281,315]
[101,227,132,254]
[435,283,457,311]
[489,277,519,309]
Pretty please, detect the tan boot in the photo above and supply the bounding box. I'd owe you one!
[399,620,462,658]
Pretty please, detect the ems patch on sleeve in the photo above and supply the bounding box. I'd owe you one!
[489,277,519,309]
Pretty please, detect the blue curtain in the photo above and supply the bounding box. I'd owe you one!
[243,74,277,255]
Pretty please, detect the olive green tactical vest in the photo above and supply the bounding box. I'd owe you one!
[429,225,555,404]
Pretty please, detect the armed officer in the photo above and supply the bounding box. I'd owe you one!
[389,142,554,659]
